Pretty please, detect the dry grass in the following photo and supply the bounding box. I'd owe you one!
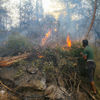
[94,47,100,94]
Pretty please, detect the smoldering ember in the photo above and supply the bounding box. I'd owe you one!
[0,0,100,100]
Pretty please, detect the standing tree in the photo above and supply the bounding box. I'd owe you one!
[0,0,10,42]
[20,0,34,32]
[85,0,97,39]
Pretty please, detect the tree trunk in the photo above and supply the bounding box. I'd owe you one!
[85,0,97,39]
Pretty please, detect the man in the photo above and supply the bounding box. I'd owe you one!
[82,39,96,94]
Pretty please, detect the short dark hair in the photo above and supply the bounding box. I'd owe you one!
[82,40,88,47]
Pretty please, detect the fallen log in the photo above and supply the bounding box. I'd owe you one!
[0,53,31,67]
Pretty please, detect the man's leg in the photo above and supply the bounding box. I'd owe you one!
[89,65,96,94]
[90,81,96,94]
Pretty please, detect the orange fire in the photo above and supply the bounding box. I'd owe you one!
[66,34,71,48]
[38,56,44,58]
[54,28,57,32]
[41,30,51,46]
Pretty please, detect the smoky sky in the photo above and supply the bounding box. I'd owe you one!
[0,0,96,42]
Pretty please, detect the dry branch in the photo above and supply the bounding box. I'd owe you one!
[0,53,31,67]
[0,81,13,92]
[80,86,97,100]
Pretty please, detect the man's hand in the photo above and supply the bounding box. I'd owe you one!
[80,52,83,56]
[80,52,87,60]
[83,55,87,60]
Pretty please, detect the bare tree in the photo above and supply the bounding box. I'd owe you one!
[85,0,97,39]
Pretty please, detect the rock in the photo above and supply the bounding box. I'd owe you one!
[13,66,47,91]
[16,73,47,91]
[22,78,46,90]
[26,67,38,74]
[45,85,68,100]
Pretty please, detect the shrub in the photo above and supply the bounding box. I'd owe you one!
[0,33,34,56]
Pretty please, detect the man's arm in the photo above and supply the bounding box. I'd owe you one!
[80,50,87,60]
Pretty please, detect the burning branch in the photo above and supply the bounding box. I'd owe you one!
[41,30,51,46]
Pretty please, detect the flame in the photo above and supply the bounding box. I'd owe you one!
[41,30,51,46]
[54,28,57,32]
[66,34,71,48]
[38,56,44,58]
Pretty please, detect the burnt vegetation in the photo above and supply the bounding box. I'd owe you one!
[0,37,100,100]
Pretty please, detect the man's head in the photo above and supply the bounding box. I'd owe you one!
[82,39,88,47]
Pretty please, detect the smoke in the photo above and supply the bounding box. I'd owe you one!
[0,0,95,46]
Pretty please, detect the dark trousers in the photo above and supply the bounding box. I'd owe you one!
[87,61,96,82]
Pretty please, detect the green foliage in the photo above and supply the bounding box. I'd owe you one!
[33,59,43,69]
[0,40,87,80]
[29,46,85,81]
[70,43,83,57]
[15,68,24,79]
[43,61,54,73]
[7,33,33,51]
[0,33,34,56]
